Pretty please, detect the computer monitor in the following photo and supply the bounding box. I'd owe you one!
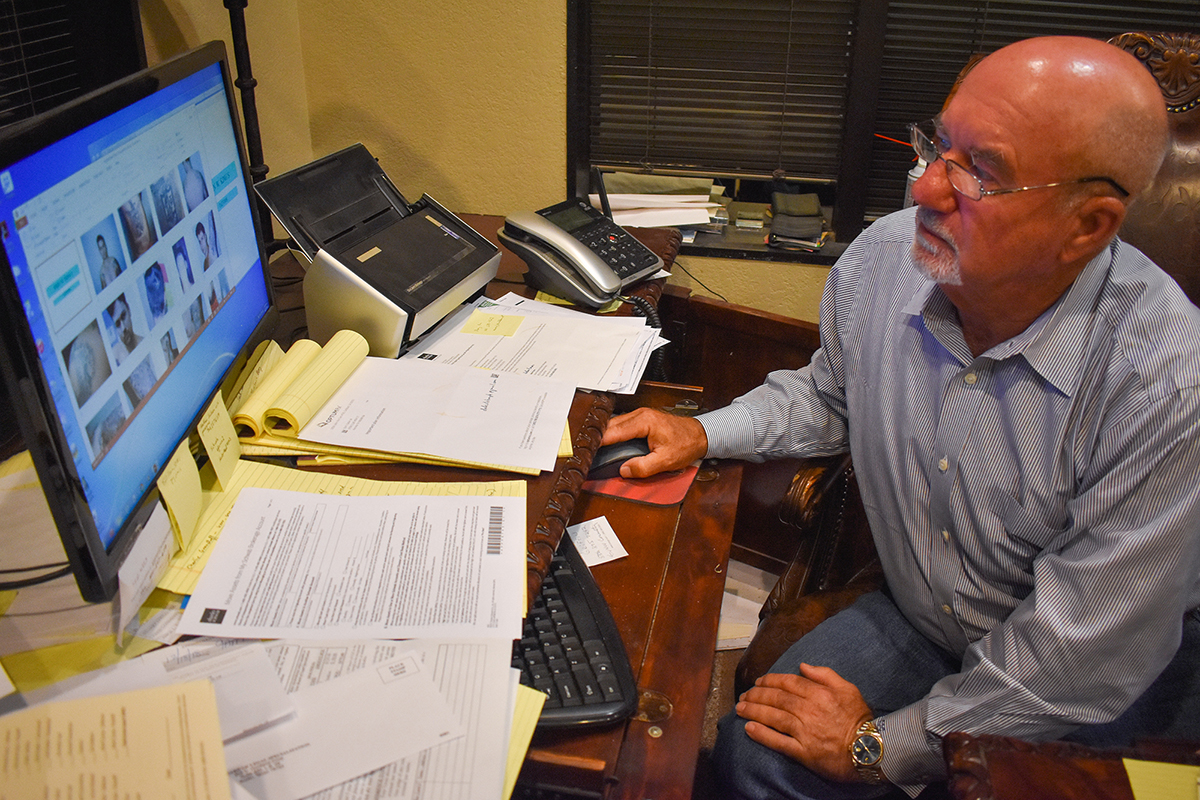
[0,42,276,602]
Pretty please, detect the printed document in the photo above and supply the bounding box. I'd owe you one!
[177,488,525,640]
[483,293,667,393]
[23,640,292,743]
[299,356,575,473]
[0,680,230,800]
[404,296,659,392]
[224,651,461,800]
[264,638,513,800]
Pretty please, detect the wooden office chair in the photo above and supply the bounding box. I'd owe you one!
[734,29,1200,776]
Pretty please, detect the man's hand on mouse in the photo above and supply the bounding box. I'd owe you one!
[601,408,708,478]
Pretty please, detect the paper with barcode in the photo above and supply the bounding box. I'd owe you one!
[176,487,525,640]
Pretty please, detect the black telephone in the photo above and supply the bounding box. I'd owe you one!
[498,199,664,308]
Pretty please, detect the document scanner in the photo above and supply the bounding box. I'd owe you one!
[255,144,500,357]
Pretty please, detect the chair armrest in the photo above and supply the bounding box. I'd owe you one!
[943,732,1200,800]
[736,453,883,692]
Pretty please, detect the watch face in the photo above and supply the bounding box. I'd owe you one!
[852,734,883,766]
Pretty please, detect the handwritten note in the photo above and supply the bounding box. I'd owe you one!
[567,516,628,566]
[197,392,241,490]
[156,439,202,550]
[226,339,284,416]
[462,310,524,336]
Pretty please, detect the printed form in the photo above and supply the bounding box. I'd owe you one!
[177,488,526,640]
[263,638,513,800]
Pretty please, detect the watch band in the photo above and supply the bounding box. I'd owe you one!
[850,719,886,784]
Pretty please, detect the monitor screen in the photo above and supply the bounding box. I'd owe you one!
[0,42,275,602]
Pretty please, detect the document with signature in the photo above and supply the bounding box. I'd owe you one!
[177,488,525,640]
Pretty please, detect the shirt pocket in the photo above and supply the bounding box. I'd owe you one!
[994,489,1062,564]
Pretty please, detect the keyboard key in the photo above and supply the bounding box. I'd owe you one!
[555,676,582,707]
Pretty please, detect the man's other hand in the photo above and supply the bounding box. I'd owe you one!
[600,407,708,478]
[736,663,874,784]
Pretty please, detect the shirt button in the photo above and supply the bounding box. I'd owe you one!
[942,529,950,542]
[964,372,977,385]
[942,604,953,615]
[938,457,948,472]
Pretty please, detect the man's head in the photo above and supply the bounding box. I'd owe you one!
[145,264,165,313]
[96,235,108,258]
[110,295,135,349]
[196,222,209,255]
[909,36,1168,309]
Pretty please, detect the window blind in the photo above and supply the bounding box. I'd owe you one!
[0,0,143,129]
[583,0,1199,236]
[589,0,858,181]
[865,0,1200,218]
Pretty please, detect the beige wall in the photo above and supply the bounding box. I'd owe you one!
[139,0,823,323]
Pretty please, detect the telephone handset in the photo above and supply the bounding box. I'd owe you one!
[498,199,664,309]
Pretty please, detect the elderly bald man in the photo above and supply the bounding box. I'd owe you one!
[603,36,1200,798]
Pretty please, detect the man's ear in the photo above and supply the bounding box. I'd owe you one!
[1060,196,1126,265]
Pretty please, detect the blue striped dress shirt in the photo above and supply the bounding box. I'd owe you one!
[700,206,1200,791]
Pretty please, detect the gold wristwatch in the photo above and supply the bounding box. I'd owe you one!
[849,719,885,784]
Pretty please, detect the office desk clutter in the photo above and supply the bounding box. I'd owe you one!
[0,41,674,800]
[1,276,665,799]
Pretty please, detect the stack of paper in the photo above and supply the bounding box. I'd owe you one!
[403,293,668,394]
[587,192,720,228]
[20,636,529,800]
[229,329,576,474]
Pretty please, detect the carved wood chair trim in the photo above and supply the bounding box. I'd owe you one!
[1109,32,1200,113]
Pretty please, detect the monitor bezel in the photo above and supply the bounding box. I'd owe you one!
[0,41,277,603]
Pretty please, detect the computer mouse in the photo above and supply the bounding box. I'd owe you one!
[587,437,652,480]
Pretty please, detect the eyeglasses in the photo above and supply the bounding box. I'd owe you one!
[907,119,1129,201]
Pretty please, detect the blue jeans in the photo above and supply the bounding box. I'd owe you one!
[712,591,1200,800]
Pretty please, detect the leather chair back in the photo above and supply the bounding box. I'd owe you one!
[1110,32,1200,304]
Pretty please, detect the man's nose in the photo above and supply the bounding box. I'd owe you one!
[910,157,957,211]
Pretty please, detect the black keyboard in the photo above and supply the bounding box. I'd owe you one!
[513,534,638,728]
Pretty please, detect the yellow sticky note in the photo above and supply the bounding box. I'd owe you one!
[0,633,163,694]
[1124,758,1200,800]
[533,290,623,314]
[156,439,202,551]
[197,392,241,490]
[462,310,524,336]
[0,450,33,477]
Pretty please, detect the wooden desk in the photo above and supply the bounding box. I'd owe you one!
[519,461,741,800]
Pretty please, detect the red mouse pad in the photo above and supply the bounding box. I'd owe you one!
[581,464,700,506]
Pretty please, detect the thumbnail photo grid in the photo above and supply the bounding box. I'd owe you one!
[60,150,230,464]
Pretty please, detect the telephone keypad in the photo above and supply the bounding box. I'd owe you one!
[576,220,660,280]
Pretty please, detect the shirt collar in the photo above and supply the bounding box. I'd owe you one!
[901,245,1114,396]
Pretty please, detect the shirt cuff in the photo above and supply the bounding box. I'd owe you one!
[697,403,759,460]
[877,702,946,797]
